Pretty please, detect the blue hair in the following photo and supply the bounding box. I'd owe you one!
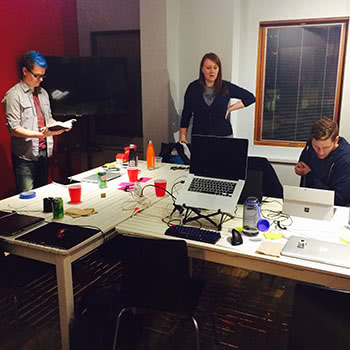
[27,51,47,68]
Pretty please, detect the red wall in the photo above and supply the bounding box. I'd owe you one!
[0,0,79,199]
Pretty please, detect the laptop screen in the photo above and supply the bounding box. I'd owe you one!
[190,135,248,181]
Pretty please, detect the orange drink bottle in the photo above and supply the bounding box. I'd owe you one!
[146,140,155,170]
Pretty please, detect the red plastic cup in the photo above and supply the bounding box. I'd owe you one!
[128,167,138,182]
[154,179,167,197]
[68,184,82,204]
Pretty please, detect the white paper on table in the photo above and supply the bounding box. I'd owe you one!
[285,215,348,244]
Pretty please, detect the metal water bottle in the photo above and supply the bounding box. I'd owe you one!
[128,144,137,167]
[242,196,259,236]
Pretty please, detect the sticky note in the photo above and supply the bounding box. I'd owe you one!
[264,232,284,240]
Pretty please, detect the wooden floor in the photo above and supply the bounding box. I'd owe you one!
[0,248,295,350]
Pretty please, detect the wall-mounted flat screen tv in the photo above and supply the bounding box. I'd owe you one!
[41,56,128,117]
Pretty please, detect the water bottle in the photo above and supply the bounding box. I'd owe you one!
[146,140,155,170]
[242,196,260,236]
[128,144,138,167]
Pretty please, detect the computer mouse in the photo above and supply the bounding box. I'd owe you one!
[231,229,243,246]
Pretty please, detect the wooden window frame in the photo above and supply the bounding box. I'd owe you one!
[254,17,349,148]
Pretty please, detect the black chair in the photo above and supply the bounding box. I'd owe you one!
[288,282,350,350]
[238,169,263,204]
[112,235,210,350]
[0,248,54,350]
[247,156,283,198]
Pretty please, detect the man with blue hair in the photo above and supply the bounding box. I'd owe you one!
[2,51,68,193]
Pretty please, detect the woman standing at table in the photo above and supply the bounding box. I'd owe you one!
[179,52,255,143]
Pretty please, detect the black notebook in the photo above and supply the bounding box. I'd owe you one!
[0,211,44,236]
[15,222,100,250]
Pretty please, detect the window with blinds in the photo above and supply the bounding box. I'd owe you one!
[254,18,348,147]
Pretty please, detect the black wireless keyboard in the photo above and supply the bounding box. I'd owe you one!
[165,225,221,244]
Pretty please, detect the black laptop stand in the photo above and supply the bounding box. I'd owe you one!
[181,205,234,231]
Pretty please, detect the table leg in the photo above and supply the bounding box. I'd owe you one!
[55,256,74,350]
[189,256,193,277]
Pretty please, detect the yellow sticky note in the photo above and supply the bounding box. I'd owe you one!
[264,232,283,240]
[340,229,350,244]
[340,238,350,244]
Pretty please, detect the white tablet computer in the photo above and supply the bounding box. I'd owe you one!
[283,185,334,221]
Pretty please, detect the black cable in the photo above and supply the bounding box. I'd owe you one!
[42,220,107,243]
[277,221,287,230]
[276,214,293,229]
[80,224,107,243]
[171,180,185,196]
[161,216,182,227]
[170,166,189,170]
[140,184,177,201]
[79,224,104,233]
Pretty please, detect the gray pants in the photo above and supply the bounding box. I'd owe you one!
[11,149,49,193]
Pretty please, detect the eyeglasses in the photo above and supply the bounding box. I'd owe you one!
[29,70,46,79]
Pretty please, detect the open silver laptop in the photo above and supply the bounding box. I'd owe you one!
[281,236,350,269]
[283,185,334,221]
[175,135,248,213]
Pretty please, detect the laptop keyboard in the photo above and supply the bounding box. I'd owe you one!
[188,177,236,197]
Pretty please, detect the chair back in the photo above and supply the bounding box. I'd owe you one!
[247,156,283,198]
[120,235,190,312]
[238,169,263,204]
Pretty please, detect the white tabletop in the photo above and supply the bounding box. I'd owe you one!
[1,160,350,350]
[0,160,185,350]
[0,162,183,238]
[115,165,350,291]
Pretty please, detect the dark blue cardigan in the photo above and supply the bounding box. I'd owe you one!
[180,80,255,136]
[299,137,350,206]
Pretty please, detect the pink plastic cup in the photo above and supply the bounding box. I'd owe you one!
[154,179,167,197]
[68,184,82,204]
[127,167,139,182]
